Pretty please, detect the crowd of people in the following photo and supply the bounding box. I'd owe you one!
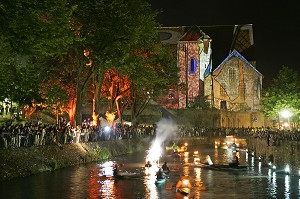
[1,116,300,149]
[0,120,156,149]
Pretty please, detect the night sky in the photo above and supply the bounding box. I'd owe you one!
[148,0,300,82]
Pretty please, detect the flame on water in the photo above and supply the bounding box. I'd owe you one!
[146,140,162,165]
[145,118,178,169]
[105,111,115,127]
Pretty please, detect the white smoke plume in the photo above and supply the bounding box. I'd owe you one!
[154,117,178,145]
[145,117,178,165]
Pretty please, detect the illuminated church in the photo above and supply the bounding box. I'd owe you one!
[157,24,264,127]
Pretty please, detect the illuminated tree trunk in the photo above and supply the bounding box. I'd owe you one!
[92,70,105,126]
[115,95,122,122]
[67,98,76,125]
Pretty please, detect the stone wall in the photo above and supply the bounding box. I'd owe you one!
[0,137,152,182]
[175,137,300,175]
[247,138,300,174]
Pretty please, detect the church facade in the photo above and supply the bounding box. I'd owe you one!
[157,24,265,128]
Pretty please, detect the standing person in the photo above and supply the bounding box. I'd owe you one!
[229,155,239,167]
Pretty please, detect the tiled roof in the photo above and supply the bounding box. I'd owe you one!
[179,25,206,41]
[157,24,255,69]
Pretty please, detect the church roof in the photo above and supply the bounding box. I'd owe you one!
[213,50,263,76]
[179,25,207,41]
[157,24,255,70]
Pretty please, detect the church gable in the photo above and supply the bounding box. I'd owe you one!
[212,50,263,111]
[215,57,240,101]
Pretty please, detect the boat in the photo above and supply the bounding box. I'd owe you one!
[177,188,190,196]
[114,171,139,179]
[195,162,248,171]
[155,178,167,185]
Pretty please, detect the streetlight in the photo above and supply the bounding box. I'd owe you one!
[281,110,293,129]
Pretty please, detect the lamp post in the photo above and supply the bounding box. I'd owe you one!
[281,110,293,129]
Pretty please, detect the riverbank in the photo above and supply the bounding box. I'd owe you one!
[0,137,152,182]
[175,137,300,175]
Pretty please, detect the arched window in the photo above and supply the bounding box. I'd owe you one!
[190,57,197,74]
[229,68,236,82]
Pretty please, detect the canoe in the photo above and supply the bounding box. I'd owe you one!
[195,162,248,171]
[177,188,190,196]
[155,178,166,185]
[114,172,139,179]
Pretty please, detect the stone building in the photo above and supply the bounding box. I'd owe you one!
[157,24,265,128]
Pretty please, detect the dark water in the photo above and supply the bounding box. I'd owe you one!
[1,144,300,199]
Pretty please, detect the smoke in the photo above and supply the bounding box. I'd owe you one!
[146,117,178,164]
[154,117,178,146]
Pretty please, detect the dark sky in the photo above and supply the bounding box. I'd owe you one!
[148,0,300,81]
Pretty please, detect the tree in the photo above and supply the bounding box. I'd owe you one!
[260,66,300,128]
[0,38,42,110]
[189,95,212,110]
[0,0,77,117]
[122,43,178,124]
[70,0,163,125]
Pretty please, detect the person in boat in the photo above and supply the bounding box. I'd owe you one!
[161,162,170,174]
[231,142,237,151]
[156,167,167,180]
[205,155,214,165]
[113,164,119,177]
[145,161,152,168]
[176,174,192,192]
[229,155,239,167]
[173,149,180,157]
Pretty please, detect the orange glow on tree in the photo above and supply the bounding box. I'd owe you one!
[105,111,115,127]
[64,98,76,124]
[101,69,131,122]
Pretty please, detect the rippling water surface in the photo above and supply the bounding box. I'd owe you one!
[1,144,299,199]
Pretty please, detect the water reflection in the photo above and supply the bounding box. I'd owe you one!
[144,172,158,199]
[2,144,300,199]
[268,169,277,197]
[285,175,290,198]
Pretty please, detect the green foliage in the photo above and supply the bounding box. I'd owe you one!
[49,159,58,170]
[0,39,42,106]
[189,95,212,110]
[0,0,75,56]
[94,146,111,160]
[260,66,300,126]
[0,0,177,124]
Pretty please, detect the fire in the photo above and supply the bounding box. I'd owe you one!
[105,111,115,127]
[145,140,162,169]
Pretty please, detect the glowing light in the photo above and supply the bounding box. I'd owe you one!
[105,111,115,127]
[194,157,200,165]
[183,179,189,186]
[104,126,111,133]
[281,110,293,118]
[145,140,162,170]
[285,165,290,174]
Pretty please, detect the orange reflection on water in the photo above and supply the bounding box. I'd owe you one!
[144,172,158,199]
[87,163,117,199]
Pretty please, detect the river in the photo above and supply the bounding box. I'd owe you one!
[1,143,299,199]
